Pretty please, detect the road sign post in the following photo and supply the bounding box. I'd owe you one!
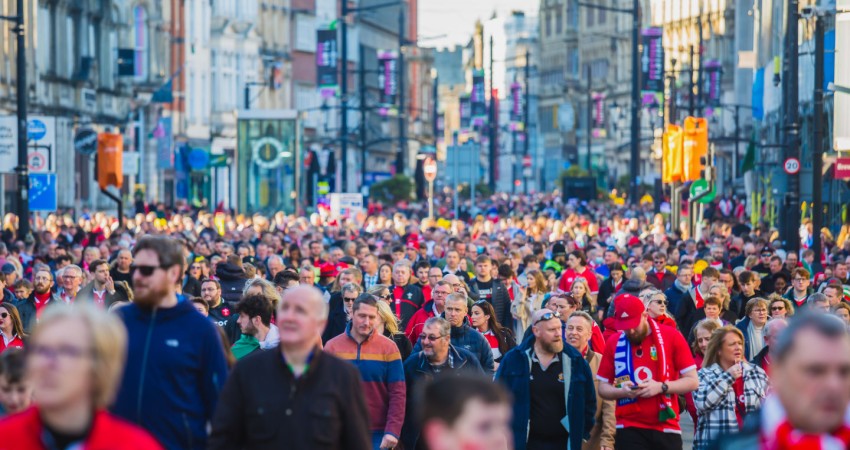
[783,157,800,175]
[424,157,437,220]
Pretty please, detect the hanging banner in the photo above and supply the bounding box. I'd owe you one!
[704,60,722,107]
[641,27,664,107]
[682,117,708,182]
[510,82,524,131]
[236,111,299,214]
[459,94,471,131]
[97,132,124,190]
[316,28,339,98]
[377,50,398,116]
[470,69,487,128]
[155,117,173,169]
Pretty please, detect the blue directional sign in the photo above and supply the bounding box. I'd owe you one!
[29,173,57,212]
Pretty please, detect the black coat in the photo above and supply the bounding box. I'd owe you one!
[400,346,484,450]
[216,263,247,303]
[322,306,349,345]
[389,284,425,330]
[209,349,372,450]
[386,330,413,362]
[469,278,512,328]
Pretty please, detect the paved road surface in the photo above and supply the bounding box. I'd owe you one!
[681,413,695,449]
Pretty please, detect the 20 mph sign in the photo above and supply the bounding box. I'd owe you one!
[784,158,800,175]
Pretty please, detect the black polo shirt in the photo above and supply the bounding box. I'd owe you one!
[528,351,569,445]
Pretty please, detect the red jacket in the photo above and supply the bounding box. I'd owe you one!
[404,301,438,344]
[0,407,163,450]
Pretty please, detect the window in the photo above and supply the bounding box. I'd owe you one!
[87,23,96,57]
[65,16,76,77]
[37,5,52,72]
[587,5,594,26]
[556,8,563,34]
[545,10,551,36]
[133,5,148,80]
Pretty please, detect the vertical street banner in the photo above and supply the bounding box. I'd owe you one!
[834,10,850,151]
[641,27,664,107]
[471,69,487,128]
[459,94,471,131]
[704,60,722,107]
[377,50,398,116]
[510,82,524,131]
[316,28,338,98]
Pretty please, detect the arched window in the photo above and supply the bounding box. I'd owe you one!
[133,4,148,79]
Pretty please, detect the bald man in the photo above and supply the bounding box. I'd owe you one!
[210,286,372,449]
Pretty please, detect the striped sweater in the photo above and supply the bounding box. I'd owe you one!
[325,327,407,438]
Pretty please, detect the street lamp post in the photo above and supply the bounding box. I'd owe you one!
[1,0,28,238]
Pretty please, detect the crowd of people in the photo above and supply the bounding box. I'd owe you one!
[0,193,846,449]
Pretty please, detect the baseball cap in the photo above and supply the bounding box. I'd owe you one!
[319,263,338,278]
[613,294,645,331]
[406,241,420,250]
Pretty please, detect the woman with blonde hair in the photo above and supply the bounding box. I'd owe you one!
[693,326,768,450]
[0,304,162,448]
[374,297,412,361]
[570,277,596,317]
[513,269,548,337]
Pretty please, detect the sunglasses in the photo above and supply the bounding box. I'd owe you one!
[131,264,168,277]
[652,299,668,306]
[190,265,201,270]
[533,311,561,326]
[421,334,446,342]
[343,297,357,303]
[771,306,785,311]
[0,312,7,319]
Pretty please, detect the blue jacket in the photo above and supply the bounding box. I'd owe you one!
[412,317,495,375]
[736,317,759,360]
[401,345,484,450]
[496,336,596,450]
[112,300,229,450]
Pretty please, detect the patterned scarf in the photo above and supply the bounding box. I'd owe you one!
[761,395,850,450]
[613,318,677,421]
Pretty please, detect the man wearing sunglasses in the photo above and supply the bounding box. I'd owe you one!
[322,283,362,344]
[646,252,675,292]
[496,308,597,450]
[401,317,484,450]
[113,235,229,450]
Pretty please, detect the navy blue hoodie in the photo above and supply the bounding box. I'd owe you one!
[112,300,229,450]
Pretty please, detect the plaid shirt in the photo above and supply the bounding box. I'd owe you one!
[363,273,379,290]
[693,362,769,450]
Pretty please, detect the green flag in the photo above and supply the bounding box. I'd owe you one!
[740,138,756,174]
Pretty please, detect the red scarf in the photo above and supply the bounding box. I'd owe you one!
[694,287,705,309]
[762,395,850,450]
[393,286,404,318]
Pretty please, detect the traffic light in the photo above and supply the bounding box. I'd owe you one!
[682,117,708,182]
[97,132,123,190]
[662,124,683,183]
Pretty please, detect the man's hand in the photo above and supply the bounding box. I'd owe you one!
[380,434,398,449]
[619,381,640,400]
[105,275,115,294]
[636,379,664,398]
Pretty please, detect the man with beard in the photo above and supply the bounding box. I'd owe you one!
[325,295,406,450]
[496,309,597,450]
[401,317,484,450]
[201,279,241,345]
[597,294,699,450]
[231,294,277,360]
[13,268,60,333]
[113,236,228,450]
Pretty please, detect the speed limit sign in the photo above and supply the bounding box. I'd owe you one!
[784,157,800,175]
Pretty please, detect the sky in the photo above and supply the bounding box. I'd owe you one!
[418,0,539,50]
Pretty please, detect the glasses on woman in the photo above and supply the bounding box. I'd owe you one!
[652,299,668,306]
[771,305,786,311]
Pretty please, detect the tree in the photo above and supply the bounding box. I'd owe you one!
[369,175,415,204]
